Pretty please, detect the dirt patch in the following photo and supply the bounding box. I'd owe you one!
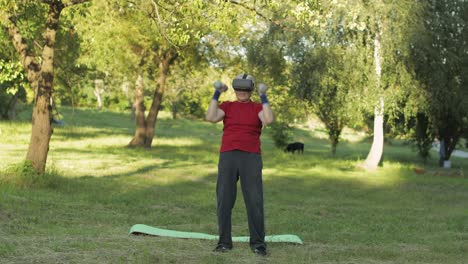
[413,167,466,178]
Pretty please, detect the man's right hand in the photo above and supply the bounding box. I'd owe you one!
[207,81,227,122]
[214,81,228,93]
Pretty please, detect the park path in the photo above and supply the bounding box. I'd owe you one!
[449,149,468,158]
[432,142,468,158]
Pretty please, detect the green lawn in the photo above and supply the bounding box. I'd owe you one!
[0,107,467,263]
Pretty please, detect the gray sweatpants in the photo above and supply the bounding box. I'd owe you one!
[216,150,266,249]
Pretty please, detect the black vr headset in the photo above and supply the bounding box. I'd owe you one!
[232,74,254,91]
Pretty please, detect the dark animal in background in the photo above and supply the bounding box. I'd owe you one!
[285,142,304,154]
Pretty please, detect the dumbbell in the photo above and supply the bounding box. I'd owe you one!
[213,80,227,92]
[258,83,267,94]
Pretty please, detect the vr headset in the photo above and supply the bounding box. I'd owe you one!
[232,74,254,91]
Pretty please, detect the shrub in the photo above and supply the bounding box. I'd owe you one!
[268,122,292,150]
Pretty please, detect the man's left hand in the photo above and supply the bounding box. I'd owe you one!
[258,83,267,95]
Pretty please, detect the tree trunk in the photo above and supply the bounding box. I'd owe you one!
[143,58,171,148]
[128,50,178,149]
[331,140,337,155]
[7,3,64,174]
[172,104,177,120]
[26,3,65,174]
[361,98,384,170]
[438,123,460,167]
[128,74,147,147]
[328,124,341,155]
[94,79,104,111]
[360,22,384,170]
[94,91,103,110]
[130,101,136,121]
[27,91,54,173]
[7,0,89,174]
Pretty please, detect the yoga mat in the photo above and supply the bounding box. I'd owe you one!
[129,224,303,244]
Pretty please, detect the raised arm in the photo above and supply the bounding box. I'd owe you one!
[205,81,227,123]
[257,83,274,125]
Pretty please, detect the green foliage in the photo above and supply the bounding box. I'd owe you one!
[1,0,465,164]
[0,60,24,86]
[161,56,225,120]
[245,26,287,86]
[408,113,435,162]
[0,60,27,119]
[268,122,292,149]
[291,45,360,153]
[54,8,90,108]
[163,90,206,119]
[70,0,251,123]
[242,17,309,137]
[408,0,468,162]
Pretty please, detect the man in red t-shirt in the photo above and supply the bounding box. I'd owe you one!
[206,74,274,256]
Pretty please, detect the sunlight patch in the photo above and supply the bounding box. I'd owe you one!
[154,137,203,147]
[341,127,367,142]
[263,163,405,188]
[0,144,28,170]
[140,165,216,185]
[50,135,131,149]
[48,156,169,178]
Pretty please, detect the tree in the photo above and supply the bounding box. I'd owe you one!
[285,1,370,154]
[410,112,434,162]
[292,46,362,154]
[291,0,423,169]
[75,0,271,149]
[53,13,88,109]
[1,0,90,174]
[0,23,29,120]
[163,66,221,120]
[342,1,421,170]
[235,2,316,149]
[409,0,468,166]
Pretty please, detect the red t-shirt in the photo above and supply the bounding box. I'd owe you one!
[219,100,263,153]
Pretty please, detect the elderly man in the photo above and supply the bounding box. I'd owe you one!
[206,73,274,256]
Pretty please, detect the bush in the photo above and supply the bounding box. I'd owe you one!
[409,113,434,162]
[268,122,292,150]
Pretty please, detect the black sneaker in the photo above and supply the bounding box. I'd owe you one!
[213,244,232,252]
[252,246,267,256]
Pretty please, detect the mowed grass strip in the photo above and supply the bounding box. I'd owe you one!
[0,107,467,264]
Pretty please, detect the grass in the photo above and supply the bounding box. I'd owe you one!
[0,106,467,263]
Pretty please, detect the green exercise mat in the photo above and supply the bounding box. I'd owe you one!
[129,224,303,244]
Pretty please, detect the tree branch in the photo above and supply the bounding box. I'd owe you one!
[149,0,179,48]
[41,0,90,7]
[64,0,90,7]
[6,16,41,75]
[227,0,291,31]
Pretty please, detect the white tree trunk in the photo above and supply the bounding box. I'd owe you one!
[94,79,104,110]
[360,23,384,170]
[362,97,384,170]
